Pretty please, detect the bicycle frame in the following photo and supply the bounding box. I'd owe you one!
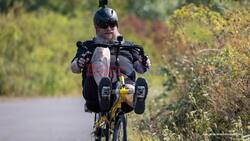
[95,75,128,129]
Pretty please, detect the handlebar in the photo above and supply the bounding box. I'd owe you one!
[76,36,148,66]
[77,41,144,55]
[95,43,144,55]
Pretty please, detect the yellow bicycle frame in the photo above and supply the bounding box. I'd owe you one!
[95,75,128,128]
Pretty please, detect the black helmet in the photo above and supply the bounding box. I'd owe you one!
[93,7,118,26]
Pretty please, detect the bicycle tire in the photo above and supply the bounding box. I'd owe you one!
[95,127,102,141]
[105,122,110,141]
[112,114,127,141]
[95,123,110,141]
[95,114,110,141]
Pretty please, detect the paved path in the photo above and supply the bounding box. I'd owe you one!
[0,97,95,141]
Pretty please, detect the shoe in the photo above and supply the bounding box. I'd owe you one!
[134,77,148,114]
[98,77,112,112]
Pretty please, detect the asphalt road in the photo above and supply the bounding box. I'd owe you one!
[0,97,95,141]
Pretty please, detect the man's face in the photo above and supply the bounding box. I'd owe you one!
[95,22,118,41]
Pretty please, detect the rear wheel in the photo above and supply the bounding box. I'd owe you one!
[112,114,127,141]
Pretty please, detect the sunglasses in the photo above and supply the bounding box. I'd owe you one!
[97,22,117,29]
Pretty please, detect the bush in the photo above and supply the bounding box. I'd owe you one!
[134,4,250,140]
[0,9,94,96]
[0,7,161,96]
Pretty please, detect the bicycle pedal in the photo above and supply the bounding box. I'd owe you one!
[134,77,148,114]
[101,86,111,98]
[98,77,112,111]
[136,86,145,98]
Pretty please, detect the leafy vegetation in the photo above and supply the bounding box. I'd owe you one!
[131,3,250,140]
[0,9,84,96]
[0,1,161,96]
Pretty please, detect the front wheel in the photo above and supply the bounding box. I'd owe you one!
[112,114,127,141]
[94,113,110,141]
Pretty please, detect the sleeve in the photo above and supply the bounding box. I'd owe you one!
[133,61,147,74]
[131,48,147,73]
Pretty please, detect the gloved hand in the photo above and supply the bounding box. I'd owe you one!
[77,51,92,68]
[142,55,151,68]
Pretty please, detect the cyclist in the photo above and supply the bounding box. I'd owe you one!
[70,5,151,114]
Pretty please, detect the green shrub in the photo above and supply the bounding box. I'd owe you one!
[0,6,162,96]
[0,9,94,96]
[134,4,250,140]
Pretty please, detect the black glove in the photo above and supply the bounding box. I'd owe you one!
[77,51,92,68]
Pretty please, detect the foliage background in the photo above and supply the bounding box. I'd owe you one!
[0,0,249,140]
[0,0,162,96]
